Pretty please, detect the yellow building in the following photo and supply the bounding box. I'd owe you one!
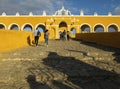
[0,6,120,52]
[0,6,120,38]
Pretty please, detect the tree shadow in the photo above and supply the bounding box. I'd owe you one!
[80,41,120,52]
[26,75,50,89]
[65,49,95,60]
[113,52,120,63]
[52,80,73,89]
[42,52,120,89]
[78,40,120,63]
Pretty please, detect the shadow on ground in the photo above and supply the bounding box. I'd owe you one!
[42,52,120,89]
[26,75,50,89]
[79,40,120,63]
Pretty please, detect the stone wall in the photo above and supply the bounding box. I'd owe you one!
[0,30,33,52]
[76,32,120,48]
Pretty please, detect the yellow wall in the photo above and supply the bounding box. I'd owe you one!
[0,15,120,52]
[76,32,120,48]
[0,30,46,52]
[0,30,33,52]
[1,16,120,33]
[0,30,120,53]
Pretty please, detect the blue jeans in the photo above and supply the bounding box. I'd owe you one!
[45,37,48,45]
[34,36,39,46]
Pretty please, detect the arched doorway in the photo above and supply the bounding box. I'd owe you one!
[36,24,46,41]
[59,21,67,31]
[36,24,45,32]
[58,21,68,39]
[70,28,76,38]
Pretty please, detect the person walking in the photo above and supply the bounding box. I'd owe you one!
[63,30,67,40]
[34,28,41,46]
[67,31,71,41]
[44,29,49,47]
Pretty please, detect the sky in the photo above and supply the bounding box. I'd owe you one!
[0,0,120,15]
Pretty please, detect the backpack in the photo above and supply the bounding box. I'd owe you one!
[37,30,41,36]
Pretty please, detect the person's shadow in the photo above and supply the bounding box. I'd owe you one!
[42,52,120,89]
[27,35,31,46]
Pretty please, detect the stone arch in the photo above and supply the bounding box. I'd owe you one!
[94,23,105,32]
[0,23,6,29]
[22,23,33,31]
[35,24,46,32]
[59,21,67,31]
[8,23,20,30]
[107,23,119,32]
[80,23,91,33]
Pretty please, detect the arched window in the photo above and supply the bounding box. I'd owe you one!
[10,24,19,30]
[94,25,104,32]
[23,24,32,31]
[36,24,45,32]
[108,25,118,32]
[80,24,90,33]
[0,24,5,29]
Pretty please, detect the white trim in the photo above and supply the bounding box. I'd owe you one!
[0,14,120,17]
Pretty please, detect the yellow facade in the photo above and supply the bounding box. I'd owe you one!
[0,7,120,52]
[0,16,120,38]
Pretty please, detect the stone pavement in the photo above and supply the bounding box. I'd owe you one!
[0,39,120,89]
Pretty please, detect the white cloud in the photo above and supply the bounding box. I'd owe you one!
[114,5,120,15]
[0,0,64,15]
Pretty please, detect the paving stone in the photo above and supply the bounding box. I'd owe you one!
[0,40,120,89]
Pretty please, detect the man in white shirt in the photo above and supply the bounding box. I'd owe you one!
[34,28,41,46]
